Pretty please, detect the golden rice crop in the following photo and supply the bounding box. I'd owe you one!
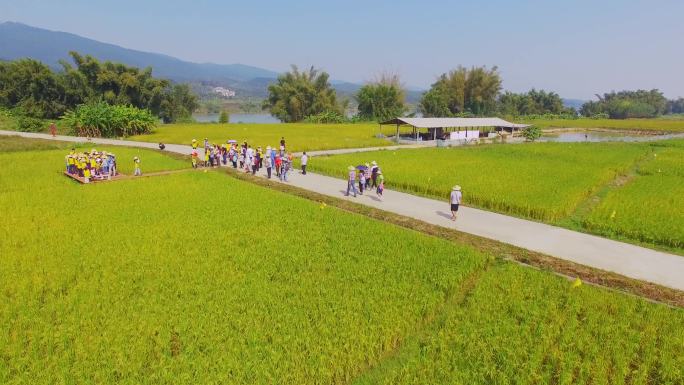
[130,122,391,152]
[357,263,684,385]
[2,138,682,384]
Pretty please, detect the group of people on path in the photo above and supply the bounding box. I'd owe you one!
[185,136,464,221]
[64,148,122,183]
[346,160,384,198]
[190,137,307,182]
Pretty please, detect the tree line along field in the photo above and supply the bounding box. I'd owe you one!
[520,118,684,133]
[129,122,391,152]
[2,138,683,384]
[304,140,684,253]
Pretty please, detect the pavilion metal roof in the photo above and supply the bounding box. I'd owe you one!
[380,117,530,129]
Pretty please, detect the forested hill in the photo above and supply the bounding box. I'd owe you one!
[0,21,427,101]
[0,22,278,83]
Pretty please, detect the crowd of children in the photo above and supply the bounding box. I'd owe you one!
[190,137,296,182]
[64,148,118,183]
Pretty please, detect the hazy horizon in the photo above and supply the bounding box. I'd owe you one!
[1,0,682,100]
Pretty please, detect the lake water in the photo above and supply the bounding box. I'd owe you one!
[539,130,684,143]
[192,113,280,124]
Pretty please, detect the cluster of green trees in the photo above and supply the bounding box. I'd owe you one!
[497,89,573,116]
[0,52,198,123]
[4,53,681,127]
[418,67,578,118]
[419,66,502,116]
[263,66,407,123]
[263,66,341,123]
[356,74,406,121]
[264,65,581,122]
[579,90,675,119]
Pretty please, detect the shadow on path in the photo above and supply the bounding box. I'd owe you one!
[436,211,453,220]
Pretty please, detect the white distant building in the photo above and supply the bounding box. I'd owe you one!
[213,87,236,98]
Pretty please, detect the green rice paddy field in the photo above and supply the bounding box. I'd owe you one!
[521,118,684,133]
[305,140,684,252]
[584,140,684,249]
[1,137,683,384]
[130,122,391,152]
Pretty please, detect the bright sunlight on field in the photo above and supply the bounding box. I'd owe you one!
[130,122,393,152]
[1,138,683,384]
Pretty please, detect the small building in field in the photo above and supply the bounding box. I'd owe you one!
[380,117,530,143]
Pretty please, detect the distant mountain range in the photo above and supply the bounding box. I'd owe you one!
[1,21,585,108]
[0,21,426,101]
[0,21,281,97]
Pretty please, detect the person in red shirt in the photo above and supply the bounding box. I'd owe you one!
[49,122,57,137]
[275,154,282,177]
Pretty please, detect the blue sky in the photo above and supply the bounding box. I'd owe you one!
[1,0,682,99]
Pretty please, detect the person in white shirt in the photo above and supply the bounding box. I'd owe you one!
[264,153,272,178]
[450,185,462,221]
[370,161,379,187]
[245,147,254,173]
[300,152,308,175]
[346,166,357,197]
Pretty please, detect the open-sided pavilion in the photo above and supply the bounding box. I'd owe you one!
[380,117,530,142]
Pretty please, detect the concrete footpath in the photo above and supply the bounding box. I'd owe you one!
[4,130,684,291]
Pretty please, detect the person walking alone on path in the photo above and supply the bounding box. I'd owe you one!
[450,185,462,221]
[49,122,57,137]
[346,166,357,197]
[300,152,308,175]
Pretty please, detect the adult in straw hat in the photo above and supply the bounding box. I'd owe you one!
[370,160,379,188]
[450,185,462,221]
